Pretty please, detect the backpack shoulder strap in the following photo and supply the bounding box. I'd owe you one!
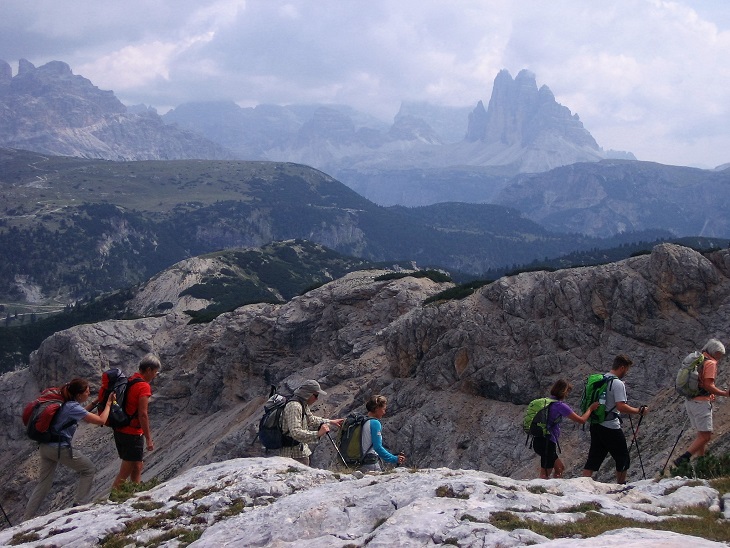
[697,354,711,395]
[122,377,144,401]
[281,400,305,433]
[53,400,79,431]
[542,399,559,429]
[603,375,619,418]
[286,398,306,418]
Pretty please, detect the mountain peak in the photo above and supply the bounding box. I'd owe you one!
[463,67,602,171]
[0,60,234,160]
[17,58,35,75]
[0,59,11,84]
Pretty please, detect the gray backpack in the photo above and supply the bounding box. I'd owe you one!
[675,351,705,398]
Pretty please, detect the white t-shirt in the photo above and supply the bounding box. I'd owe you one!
[600,374,627,430]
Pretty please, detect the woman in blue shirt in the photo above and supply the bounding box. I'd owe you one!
[24,378,114,520]
[533,379,598,479]
[360,395,406,472]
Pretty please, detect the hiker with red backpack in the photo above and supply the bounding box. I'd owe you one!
[529,380,598,479]
[103,354,161,489]
[23,378,115,520]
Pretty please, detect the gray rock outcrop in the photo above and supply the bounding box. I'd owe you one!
[1,244,730,523]
[1,458,724,547]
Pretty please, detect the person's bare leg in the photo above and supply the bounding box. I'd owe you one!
[687,432,712,457]
[112,460,135,489]
[553,458,565,478]
[130,462,144,483]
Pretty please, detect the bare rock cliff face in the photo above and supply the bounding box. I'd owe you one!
[0,59,234,160]
[464,69,604,172]
[2,244,730,523]
[126,255,227,316]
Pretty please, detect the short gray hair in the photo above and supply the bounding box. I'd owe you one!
[139,353,162,371]
[702,338,726,356]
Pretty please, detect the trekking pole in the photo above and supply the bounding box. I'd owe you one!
[0,501,11,528]
[628,412,646,480]
[660,416,689,476]
[324,430,350,469]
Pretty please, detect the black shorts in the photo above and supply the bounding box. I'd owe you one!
[584,423,630,472]
[532,436,559,469]
[114,430,145,462]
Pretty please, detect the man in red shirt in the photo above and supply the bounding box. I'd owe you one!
[111,354,161,489]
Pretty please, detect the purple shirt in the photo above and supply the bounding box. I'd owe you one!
[546,401,573,443]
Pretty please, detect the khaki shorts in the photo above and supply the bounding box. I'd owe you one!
[685,399,713,432]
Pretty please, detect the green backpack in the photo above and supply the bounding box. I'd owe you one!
[580,373,616,423]
[523,397,558,438]
[336,413,374,466]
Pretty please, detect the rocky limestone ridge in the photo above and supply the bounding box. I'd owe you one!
[0,458,726,547]
[1,244,730,524]
[0,59,234,161]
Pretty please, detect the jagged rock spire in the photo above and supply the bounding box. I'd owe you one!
[466,68,599,150]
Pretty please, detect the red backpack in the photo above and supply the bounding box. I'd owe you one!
[22,387,74,443]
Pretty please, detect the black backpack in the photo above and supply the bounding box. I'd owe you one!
[99,368,143,428]
[257,387,303,450]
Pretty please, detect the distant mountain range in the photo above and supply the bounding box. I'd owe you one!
[0,58,640,205]
[2,57,730,262]
[162,68,632,174]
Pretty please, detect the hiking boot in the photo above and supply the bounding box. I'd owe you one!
[673,455,690,466]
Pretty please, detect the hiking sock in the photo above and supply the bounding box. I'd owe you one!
[673,452,691,466]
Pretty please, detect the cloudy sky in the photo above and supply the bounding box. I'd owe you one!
[1,0,729,168]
